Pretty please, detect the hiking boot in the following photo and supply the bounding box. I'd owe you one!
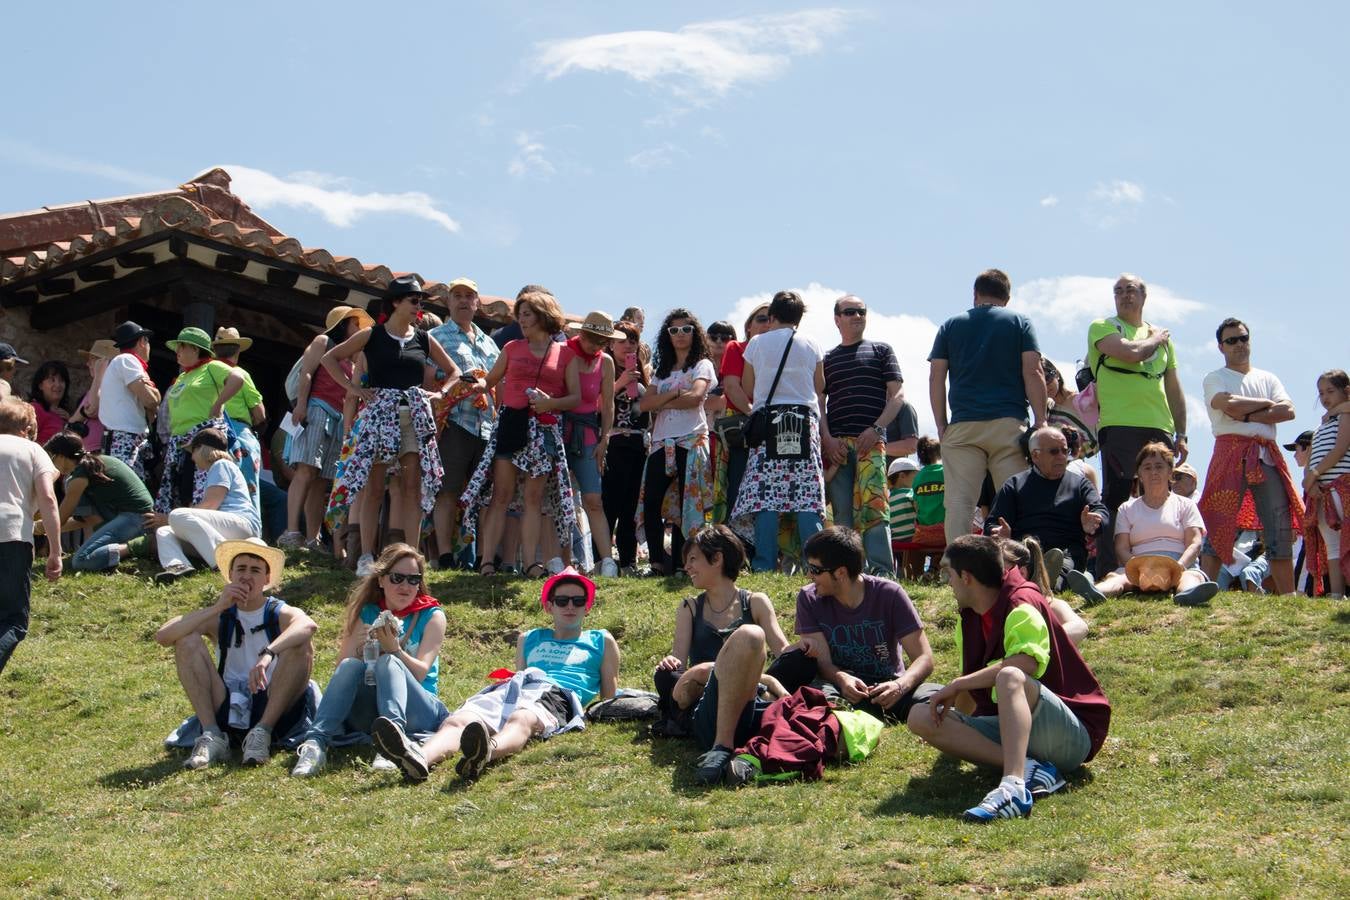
[1024,758,1066,798]
[290,740,326,777]
[1175,581,1219,607]
[276,531,304,550]
[372,716,429,783]
[962,781,1033,823]
[184,729,230,770]
[370,753,398,773]
[726,754,761,788]
[155,563,195,587]
[355,553,376,577]
[598,557,619,578]
[1043,547,1066,589]
[694,745,735,786]
[240,725,272,766]
[455,720,493,782]
[1065,568,1106,606]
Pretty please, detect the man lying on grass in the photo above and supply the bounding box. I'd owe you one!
[154,538,318,770]
[373,567,619,783]
[907,535,1111,822]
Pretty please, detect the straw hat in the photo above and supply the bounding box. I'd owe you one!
[215,537,286,590]
[324,305,375,333]
[1125,554,1185,593]
[79,339,118,361]
[211,326,253,354]
[565,310,625,341]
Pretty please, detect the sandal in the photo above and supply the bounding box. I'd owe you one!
[478,562,498,576]
[524,563,549,579]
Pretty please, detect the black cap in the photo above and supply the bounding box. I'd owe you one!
[384,275,427,301]
[0,342,28,365]
[1282,429,1314,451]
[112,321,152,348]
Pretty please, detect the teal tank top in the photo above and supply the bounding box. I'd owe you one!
[521,628,608,706]
[361,604,441,694]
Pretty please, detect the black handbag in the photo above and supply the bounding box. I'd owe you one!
[744,330,796,450]
[713,413,748,450]
[495,405,530,455]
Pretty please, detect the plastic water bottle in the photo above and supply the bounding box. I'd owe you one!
[363,637,380,685]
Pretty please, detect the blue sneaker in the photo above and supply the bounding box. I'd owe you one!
[962,782,1033,822]
[1065,569,1106,606]
[1024,758,1066,798]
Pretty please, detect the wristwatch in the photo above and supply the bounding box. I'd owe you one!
[258,647,275,660]
[871,424,886,440]
[1174,433,1188,442]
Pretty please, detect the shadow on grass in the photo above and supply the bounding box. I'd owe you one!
[874,757,1099,818]
[1332,608,1350,625]
[96,756,186,790]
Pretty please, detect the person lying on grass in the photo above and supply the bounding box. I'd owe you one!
[373,567,619,783]
[654,525,789,732]
[154,538,317,770]
[290,543,448,777]
[906,535,1111,823]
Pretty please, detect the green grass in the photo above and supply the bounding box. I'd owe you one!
[2,557,1347,897]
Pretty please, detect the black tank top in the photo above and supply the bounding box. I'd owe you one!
[687,589,754,666]
[365,324,430,389]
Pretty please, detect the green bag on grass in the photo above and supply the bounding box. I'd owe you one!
[833,709,884,763]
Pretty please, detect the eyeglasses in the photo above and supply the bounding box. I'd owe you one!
[805,562,832,576]
[1033,446,1070,456]
[402,297,423,307]
[550,593,588,608]
[667,325,695,335]
[1221,334,1250,346]
[838,308,867,318]
[708,333,732,342]
[1113,285,1143,296]
[387,572,423,586]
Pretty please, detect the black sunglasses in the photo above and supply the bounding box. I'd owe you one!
[708,332,733,341]
[550,593,588,607]
[387,572,423,586]
[838,308,867,318]
[805,562,832,576]
[667,324,695,335]
[1221,334,1250,346]
[752,315,770,323]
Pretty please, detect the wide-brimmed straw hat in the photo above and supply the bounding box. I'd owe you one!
[565,311,624,341]
[324,305,375,332]
[1125,554,1185,593]
[79,339,118,361]
[211,326,253,354]
[215,537,286,590]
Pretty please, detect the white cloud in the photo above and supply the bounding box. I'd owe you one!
[507,132,556,180]
[534,9,853,101]
[0,138,162,191]
[1086,179,1146,228]
[627,143,687,172]
[1010,275,1207,337]
[1093,179,1145,205]
[224,164,460,234]
[1040,195,1059,207]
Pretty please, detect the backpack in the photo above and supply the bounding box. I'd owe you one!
[1074,317,1168,423]
[586,690,660,722]
[216,598,283,677]
[284,337,334,406]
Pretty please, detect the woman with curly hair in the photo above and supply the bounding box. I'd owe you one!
[291,543,448,776]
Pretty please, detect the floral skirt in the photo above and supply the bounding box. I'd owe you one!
[105,430,150,483]
[460,415,576,548]
[731,421,825,528]
[326,388,442,529]
[635,434,714,543]
[155,417,234,513]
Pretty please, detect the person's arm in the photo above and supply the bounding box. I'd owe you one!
[657,600,694,670]
[1114,531,1135,571]
[985,481,1017,537]
[1210,392,1274,419]
[1163,367,1189,463]
[154,586,237,646]
[637,376,676,412]
[208,369,246,420]
[595,354,615,473]
[1022,351,1048,427]
[856,379,905,457]
[248,401,266,430]
[195,484,228,512]
[322,327,375,402]
[372,609,445,685]
[723,375,751,414]
[599,631,621,701]
[1248,398,1296,425]
[479,349,509,393]
[1081,479,1108,534]
[128,375,161,413]
[800,630,868,702]
[663,376,711,410]
[250,604,320,693]
[1306,413,1350,491]
[290,335,328,424]
[1178,525,1205,570]
[342,355,365,434]
[740,360,756,407]
[929,359,949,440]
[869,629,935,711]
[672,661,714,710]
[534,355,582,413]
[749,592,790,657]
[36,470,62,581]
[426,337,462,394]
[53,476,88,531]
[1095,327,1170,364]
[927,652,1039,725]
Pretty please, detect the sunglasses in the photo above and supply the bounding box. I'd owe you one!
[550,593,588,607]
[708,333,732,341]
[1034,446,1070,456]
[1221,334,1250,346]
[386,572,423,586]
[838,308,867,318]
[805,562,832,576]
[666,324,695,335]
[752,315,770,323]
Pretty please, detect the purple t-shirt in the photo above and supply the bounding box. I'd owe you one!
[794,574,923,684]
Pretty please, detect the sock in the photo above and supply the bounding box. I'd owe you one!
[254,723,273,734]
[1001,774,1026,793]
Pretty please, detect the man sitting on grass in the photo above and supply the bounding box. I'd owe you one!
[373,567,619,783]
[906,535,1111,822]
[155,538,317,770]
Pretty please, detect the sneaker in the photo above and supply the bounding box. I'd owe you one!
[962,782,1033,822]
[1175,581,1219,607]
[370,753,399,773]
[545,556,565,576]
[155,563,195,587]
[1024,758,1066,798]
[455,720,493,782]
[372,715,429,783]
[598,557,619,578]
[184,729,230,770]
[240,725,272,766]
[276,531,304,550]
[1043,547,1066,589]
[619,565,639,578]
[290,740,326,777]
[694,745,735,786]
[726,754,761,788]
[303,538,327,554]
[355,554,376,577]
[1065,568,1106,606]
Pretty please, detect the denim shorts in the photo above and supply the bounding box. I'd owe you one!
[567,443,602,495]
[950,682,1092,773]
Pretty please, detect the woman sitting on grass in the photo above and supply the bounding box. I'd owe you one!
[38,431,152,573]
[291,543,447,777]
[372,568,619,783]
[997,536,1089,646]
[1064,442,1219,607]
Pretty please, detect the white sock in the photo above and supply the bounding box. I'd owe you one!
[1001,774,1026,793]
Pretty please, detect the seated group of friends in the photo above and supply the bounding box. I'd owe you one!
[158,522,1109,823]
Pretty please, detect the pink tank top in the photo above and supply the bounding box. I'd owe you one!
[501,340,571,408]
[573,349,603,415]
[310,358,352,410]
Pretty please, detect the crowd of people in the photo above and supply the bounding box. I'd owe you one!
[0,268,1344,820]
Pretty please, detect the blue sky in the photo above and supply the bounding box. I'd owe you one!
[2,2,1345,476]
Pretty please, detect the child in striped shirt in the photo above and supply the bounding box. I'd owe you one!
[888,457,919,544]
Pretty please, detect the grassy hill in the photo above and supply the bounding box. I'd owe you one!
[1,557,1346,897]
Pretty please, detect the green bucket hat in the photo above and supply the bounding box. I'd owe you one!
[166,326,214,355]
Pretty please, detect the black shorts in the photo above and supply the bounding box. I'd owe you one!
[692,671,771,751]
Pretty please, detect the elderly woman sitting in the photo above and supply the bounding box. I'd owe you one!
[1064,442,1219,606]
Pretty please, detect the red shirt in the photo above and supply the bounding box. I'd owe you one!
[719,341,748,414]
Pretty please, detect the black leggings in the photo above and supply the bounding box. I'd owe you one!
[642,446,688,572]
[602,436,647,568]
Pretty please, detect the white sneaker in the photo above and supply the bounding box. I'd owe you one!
[290,740,326,777]
[184,729,230,770]
[356,554,376,577]
[371,753,398,773]
[276,531,304,549]
[240,725,272,766]
[598,557,619,578]
[545,556,565,576]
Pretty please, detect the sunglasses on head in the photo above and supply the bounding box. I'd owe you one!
[386,572,423,586]
[550,593,588,608]
[1221,334,1250,346]
[667,324,695,335]
[838,308,867,318]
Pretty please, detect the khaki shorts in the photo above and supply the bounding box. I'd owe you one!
[397,407,419,457]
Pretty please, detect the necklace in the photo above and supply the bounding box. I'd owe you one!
[705,589,737,616]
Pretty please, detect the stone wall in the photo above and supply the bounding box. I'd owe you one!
[0,307,119,404]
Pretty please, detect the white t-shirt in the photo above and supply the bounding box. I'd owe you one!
[1115,492,1206,556]
[1202,367,1290,465]
[219,600,285,689]
[0,433,59,544]
[98,354,151,435]
[650,358,718,445]
[743,328,825,415]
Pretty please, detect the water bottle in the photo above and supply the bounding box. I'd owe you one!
[363,636,380,685]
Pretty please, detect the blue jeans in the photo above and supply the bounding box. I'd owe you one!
[304,656,449,747]
[825,447,895,575]
[752,510,824,572]
[71,511,145,572]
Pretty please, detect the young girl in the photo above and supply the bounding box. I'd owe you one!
[1304,369,1350,597]
[602,321,651,573]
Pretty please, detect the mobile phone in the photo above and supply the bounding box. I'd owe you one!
[459,373,476,382]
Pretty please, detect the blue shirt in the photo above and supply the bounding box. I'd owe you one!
[204,458,260,534]
[929,305,1039,425]
[522,627,609,706]
[360,603,441,694]
[427,320,501,441]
